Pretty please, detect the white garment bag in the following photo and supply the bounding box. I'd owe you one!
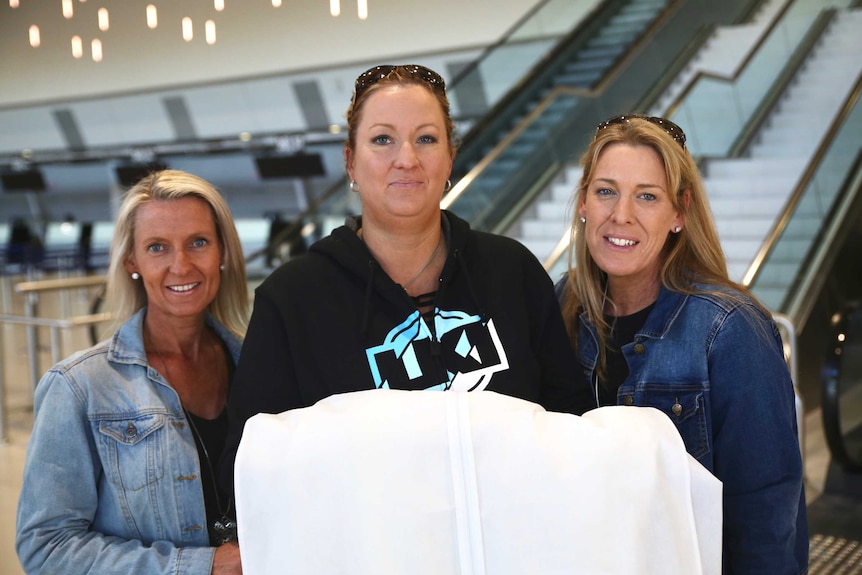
[235,390,722,575]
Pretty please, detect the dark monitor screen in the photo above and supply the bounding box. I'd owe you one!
[255,154,325,179]
[115,162,168,187]
[1,170,46,192]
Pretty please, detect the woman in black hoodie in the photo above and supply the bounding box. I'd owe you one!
[220,64,592,490]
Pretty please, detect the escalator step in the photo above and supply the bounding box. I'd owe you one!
[577,46,626,61]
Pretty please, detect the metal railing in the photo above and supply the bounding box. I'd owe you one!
[0,275,110,443]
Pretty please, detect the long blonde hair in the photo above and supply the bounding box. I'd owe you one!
[106,169,248,337]
[560,116,767,375]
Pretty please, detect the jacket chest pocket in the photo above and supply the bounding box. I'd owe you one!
[638,387,709,460]
[98,414,166,491]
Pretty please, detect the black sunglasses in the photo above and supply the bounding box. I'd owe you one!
[596,114,687,149]
[353,64,446,101]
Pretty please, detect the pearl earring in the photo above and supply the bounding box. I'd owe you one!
[579,216,586,223]
[219,264,225,271]
[349,180,360,193]
[674,226,682,233]
[131,272,140,280]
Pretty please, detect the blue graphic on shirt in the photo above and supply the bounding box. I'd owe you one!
[365,308,509,392]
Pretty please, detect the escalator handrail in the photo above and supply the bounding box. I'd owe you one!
[445,0,576,89]
[728,9,836,158]
[443,0,684,224]
[441,86,587,210]
[450,0,633,158]
[454,0,685,168]
[782,150,862,329]
[741,69,862,289]
[822,303,862,471]
[663,0,795,120]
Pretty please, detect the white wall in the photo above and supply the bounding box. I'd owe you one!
[0,0,546,109]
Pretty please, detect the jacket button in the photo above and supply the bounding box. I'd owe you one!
[623,395,634,406]
[672,402,683,416]
[633,343,645,354]
[125,423,137,437]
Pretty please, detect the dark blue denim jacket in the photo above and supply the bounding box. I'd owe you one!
[564,283,808,574]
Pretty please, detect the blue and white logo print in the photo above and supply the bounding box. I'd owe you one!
[365,308,509,392]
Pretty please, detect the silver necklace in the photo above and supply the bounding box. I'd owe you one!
[360,228,443,291]
[403,235,443,291]
[146,334,237,545]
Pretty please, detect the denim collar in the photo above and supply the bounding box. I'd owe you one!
[106,307,243,367]
[579,285,689,345]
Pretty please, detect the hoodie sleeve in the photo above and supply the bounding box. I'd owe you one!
[528,260,595,416]
[220,288,301,494]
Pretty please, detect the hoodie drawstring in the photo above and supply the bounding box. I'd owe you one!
[450,249,488,324]
[360,259,377,340]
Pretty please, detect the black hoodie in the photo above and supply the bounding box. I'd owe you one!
[221,210,591,488]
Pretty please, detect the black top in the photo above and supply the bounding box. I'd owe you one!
[221,210,594,492]
[599,303,655,406]
[187,409,231,545]
[187,346,235,546]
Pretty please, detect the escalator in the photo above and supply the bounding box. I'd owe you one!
[443,0,763,233]
[806,239,862,571]
[262,0,761,255]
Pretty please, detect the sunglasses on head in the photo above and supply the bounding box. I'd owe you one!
[353,64,446,101]
[595,114,687,149]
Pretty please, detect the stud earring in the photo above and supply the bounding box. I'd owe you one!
[219,264,225,271]
[579,216,586,224]
[349,180,360,193]
[131,272,140,280]
[674,226,682,233]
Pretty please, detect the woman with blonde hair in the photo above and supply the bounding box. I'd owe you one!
[17,169,248,575]
[557,115,808,573]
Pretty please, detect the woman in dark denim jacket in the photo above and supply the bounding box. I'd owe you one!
[556,114,808,574]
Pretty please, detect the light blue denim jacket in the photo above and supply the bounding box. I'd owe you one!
[567,283,808,574]
[16,308,243,575]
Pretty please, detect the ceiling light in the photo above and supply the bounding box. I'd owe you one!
[62,0,73,19]
[146,5,158,29]
[29,25,40,47]
[91,38,102,62]
[330,0,339,17]
[206,20,216,45]
[71,35,83,58]
[182,17,193,41]
[98,8,109,31]
[358,0,367,19]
